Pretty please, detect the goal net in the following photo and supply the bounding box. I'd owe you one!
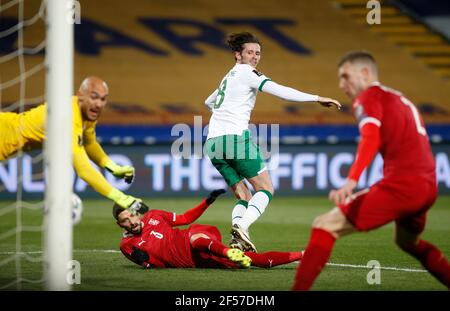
[0,0,73,290]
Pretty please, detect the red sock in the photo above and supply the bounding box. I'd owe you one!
[191,237,229,257]
[402,240,450,288]
[245,251,303,268]
[292,228,336,291]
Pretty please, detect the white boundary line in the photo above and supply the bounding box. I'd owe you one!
[324,262,427,273]
[0,249,428,273]
[0,249,121,255]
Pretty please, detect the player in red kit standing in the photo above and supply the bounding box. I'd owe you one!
[114,189,303,270]
[292,51,450,291]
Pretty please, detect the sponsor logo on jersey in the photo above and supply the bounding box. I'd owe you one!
[148,218,160,226]
[252,69,263,77]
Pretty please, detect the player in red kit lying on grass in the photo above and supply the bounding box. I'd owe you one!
[114,189,303,269]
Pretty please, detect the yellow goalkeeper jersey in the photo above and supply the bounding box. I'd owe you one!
[0,96,114,197]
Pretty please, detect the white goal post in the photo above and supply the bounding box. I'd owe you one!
[44,0,74,291]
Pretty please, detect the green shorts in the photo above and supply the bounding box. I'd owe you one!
[205,130,266,187]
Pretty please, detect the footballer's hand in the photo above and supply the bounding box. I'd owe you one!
[328,179,357,206]
[105,161,135,184]
[318,96,342,110]
[206,189,226,205]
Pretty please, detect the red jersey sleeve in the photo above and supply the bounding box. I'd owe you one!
[173,199,209,226]
[119,234,168,268]
[120,236,152,268]
[146,209,177,225]
[348,123,381,181]
[147,200,210,227]
[353,87,383,129]
[348,87,384,182]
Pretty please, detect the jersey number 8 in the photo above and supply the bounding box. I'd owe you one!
[214,79,228,109]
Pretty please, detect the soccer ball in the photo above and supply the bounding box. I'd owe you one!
[71,193,83,225]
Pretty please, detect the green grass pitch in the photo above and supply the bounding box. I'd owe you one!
[0,196,449,291]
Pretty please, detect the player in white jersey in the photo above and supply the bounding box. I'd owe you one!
[204,32,341,252]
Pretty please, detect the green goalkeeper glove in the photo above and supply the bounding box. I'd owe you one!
[104,160,135,184]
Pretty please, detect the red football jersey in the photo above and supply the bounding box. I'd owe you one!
[120,210,195,268]
[353,82,435,181]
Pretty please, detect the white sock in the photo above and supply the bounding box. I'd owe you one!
[237,190,272,232]
[232,200,248,226]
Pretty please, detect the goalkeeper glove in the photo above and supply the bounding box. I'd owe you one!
[206,189,226,205]
[104,160,135,184]
[107,189,147,214]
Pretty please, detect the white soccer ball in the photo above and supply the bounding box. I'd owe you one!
[71,193,83,225]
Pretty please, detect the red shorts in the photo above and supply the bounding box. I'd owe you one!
[188,224,239,269]
[339,176,437,233]
[188,224,222,241]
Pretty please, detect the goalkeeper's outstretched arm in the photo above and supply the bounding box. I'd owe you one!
[83,124,110,167]
[72,143,139,208]
[83,124,135,184]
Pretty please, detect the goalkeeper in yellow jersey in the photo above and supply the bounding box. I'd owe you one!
[0,76,144,212]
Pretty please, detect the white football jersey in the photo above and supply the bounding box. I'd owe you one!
[206,63,270,139]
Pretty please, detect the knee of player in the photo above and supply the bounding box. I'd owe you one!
[394,228,421,251]
[312,215,325,228]
[234,190,252,201]
[394,236,414,251]
[190,233,209,245]
[312,214,333,231]
[311,217,340,239]
[232,186,252,201]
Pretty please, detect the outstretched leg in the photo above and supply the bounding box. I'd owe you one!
[396,224,450,288]
[245,251,303,268]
